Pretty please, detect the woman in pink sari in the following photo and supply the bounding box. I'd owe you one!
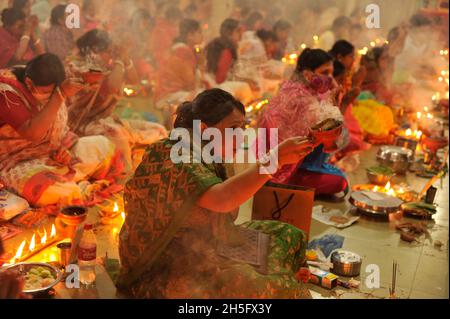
[0,8,44,68]
[259,49,348,197]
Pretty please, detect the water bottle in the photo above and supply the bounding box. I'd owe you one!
[78,223,97,286]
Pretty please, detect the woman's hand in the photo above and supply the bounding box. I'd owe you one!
[60,80,85,98]
[276,137,315,168]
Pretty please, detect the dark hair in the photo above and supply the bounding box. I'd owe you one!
[245,11,263,30]
[1,8,25,27]
[333,60,345,78]
[50,4,67,26]
[11,0,29,13]
[220,18,240,38]
[409,14,432,28]
[387,27,401,42]
[329,40,355,58]
[76,29,112,56]
[273,19,292,32]
[206,19,240,74]
[363,46,385,67]
[174,88,245,129]
[296,48,333,72]
[175,19,201,43]
[12,53,66,86]
[256,29,278,43]
[332,16,351,31]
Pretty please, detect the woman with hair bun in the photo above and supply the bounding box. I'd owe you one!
[259,48,349,197]
[118,88,314,299]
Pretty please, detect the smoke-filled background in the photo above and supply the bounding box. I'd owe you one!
[1,0,448,111]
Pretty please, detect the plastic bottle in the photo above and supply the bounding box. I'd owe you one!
[78,223,97,286]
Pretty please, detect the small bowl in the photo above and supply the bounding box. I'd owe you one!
[330,250,362,277]
[1,262,63,296]
[60,206,87,226]
[311,122,343,153]
[366,170,394,185]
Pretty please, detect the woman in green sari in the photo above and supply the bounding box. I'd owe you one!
[117,89,315,299]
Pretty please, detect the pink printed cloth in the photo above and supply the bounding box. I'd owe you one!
[258,79,343,184]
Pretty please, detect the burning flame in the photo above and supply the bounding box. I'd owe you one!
[113,202,119,213]
[9,224,58,264]
[51,224,56,238]
[403,129,423,140]
[29,234,36,252]
[121,212,126,222]
[124,87,135,96]
[10,240,26,263]
[40,229,47,245]
[417,112,422,119]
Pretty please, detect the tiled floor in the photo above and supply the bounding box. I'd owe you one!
[308,147,449,299]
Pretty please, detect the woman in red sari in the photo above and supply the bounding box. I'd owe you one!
[205,18,242,85]
[154,19,204,104]
[0,54,120,206]
[0,8,44,68]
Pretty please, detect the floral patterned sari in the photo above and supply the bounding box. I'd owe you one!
[118,138,311,299]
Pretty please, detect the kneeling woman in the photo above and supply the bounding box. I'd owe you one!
[118,89,314,299]
[0,54,121,206]
[259,49,348,196]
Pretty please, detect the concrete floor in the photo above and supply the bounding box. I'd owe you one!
[311,146,449,299]
[237,146,449,299]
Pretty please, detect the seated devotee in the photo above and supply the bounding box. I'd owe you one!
[332,60,369,158]
[242,10,264,36]
[0,53,123,207]
[0,8,44,68]
[206,18,241,85]
[150,5,183,67]
[126,8,155,83]
[81,0,101,32]
[318,16,351,50]
[236,29,284,95]
[272,19,294,61]
[66,29,167,174]
[10,0,32,17]
[154,18,204,106]
[42,4,74,62]
[117,88,314,299]
[360,46,393,104]
[259,49,349,197]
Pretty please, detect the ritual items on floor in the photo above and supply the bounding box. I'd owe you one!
[312,205,360,229]
[376,146,414,174]
[330,250,362,277]
[366,166,395,185]
[396,221,431,243]
[0,190,30,222]
[349,190,403,216]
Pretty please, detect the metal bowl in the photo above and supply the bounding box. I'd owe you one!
[377,146,414,174]
[349,190,404,216]
[330,250,362,277]
[1,262,63,295]
[366,170,393,185]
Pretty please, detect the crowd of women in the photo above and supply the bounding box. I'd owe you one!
[0,0,448,299]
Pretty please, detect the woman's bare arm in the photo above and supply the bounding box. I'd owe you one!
[17,89,64,142]
[197,137,314,213]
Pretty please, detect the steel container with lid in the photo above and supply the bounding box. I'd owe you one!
[377,146,414,174]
